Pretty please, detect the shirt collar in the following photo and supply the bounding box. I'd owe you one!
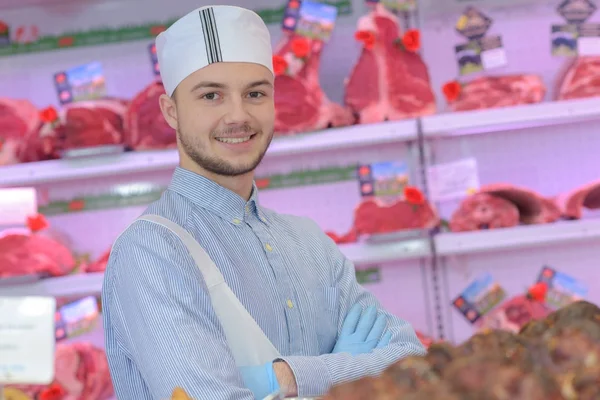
[167,167,267,225]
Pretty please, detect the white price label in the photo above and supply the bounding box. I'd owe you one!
[427,158,480,202]
[0,297,56,385]
[578,37,600,56]
[0,188,37,226]
[481,47,507,70]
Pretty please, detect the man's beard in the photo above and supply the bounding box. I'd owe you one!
[177,127,273,177]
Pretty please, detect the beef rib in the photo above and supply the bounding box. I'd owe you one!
[0,232,76,278]
[447,75,546,112]
[480,183,561,224]
[0,97,43,165]
[556,56,600,100]
[555,180,600,219]
[39,99,128,153]
[273,34,354,134]
[344,4,436,123]
[124,81,177,149]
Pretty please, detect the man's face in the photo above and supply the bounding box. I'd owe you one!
[160,62,275,177]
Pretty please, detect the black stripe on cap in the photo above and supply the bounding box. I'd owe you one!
[199,7,222,64]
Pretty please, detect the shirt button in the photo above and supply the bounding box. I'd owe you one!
[245,205,250,213]
[232,218,241,224]
[287,299,294,308]
[265,243,273,252]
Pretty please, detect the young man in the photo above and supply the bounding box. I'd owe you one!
[102,5,425,400]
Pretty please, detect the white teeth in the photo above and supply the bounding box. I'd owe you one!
[216,136,251,144]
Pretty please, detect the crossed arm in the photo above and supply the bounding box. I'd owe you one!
[104,222,425,399]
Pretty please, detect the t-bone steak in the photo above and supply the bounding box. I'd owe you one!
[273,34,354,134]
[448,75,546,112]
[124,81,177,149]
[555,180,600,219]
[0,97,43,165]
[344,4,436,123]
[556,56,600,100]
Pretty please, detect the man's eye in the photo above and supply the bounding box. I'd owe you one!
[248,92,264,98]
[202,92,220,100]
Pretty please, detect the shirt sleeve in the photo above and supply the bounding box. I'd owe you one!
[103,220,255,400]
[279,225,427,397]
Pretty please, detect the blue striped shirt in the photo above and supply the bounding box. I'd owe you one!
[102,167,425,399]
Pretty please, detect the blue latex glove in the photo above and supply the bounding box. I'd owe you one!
[332,304,391,355]
[239,362,280,400]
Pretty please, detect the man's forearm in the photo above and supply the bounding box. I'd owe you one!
[280,341,425,397]
[274,360,298,397]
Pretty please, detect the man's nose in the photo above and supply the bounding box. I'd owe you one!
[222,97,250,124]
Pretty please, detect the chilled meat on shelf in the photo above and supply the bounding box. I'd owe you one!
[4,342,113,400]
[124,81,177,149]
[272,34,354,134]
[39,99,128,153]
[444,75,546,112]
[477,295,551,333]
[345,4,436,123]
[325,300,600,399]
[480,184,561,225]
[450,192,520,232]
[0,97,44,165]
[449,184,560,232]
[354,197,439,235]
[554,180,600,219]
[0,231,76,278]
[556,56,600,100]
[84,249,110,273]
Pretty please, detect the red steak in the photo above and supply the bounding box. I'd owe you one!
[448,75,546,112]
[555,180,600,219]
[124,81,177,149]
[556,56,600,100]
[0,98,43,165]
[273,34,353,134]
[344,4,436,123]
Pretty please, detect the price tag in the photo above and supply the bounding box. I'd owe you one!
[54,61,106,105]
[536,266,587,309]
[282,0,338,42]
[0,188,37,226]
[0,297,56,385]
[357,161,409,199]
[427,158,480,202]
[452,273,507,324]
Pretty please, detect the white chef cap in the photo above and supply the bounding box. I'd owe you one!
[156,5,274,97]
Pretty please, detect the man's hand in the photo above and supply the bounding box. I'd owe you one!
[239,362,280,399]
[332,304,391,356]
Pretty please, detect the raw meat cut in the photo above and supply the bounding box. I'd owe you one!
[124,81,177,149]
[5,342,113,400]
[447,75,546,112]
[326,229,358,244]
[0,232,75,278]
[449,193,519,232]
[554,180,600,219]
[0,97,43,165]
[450,184,561,232]
[84,249,110,273]
[556,56,600,100]
[39,99,128,152]
[273,34,354,134]
[344,5,436,123]
[477,295,551,333]
[353,197,439,235]
[481,184,561,224]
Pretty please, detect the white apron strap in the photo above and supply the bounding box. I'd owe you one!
[137,215,281,367]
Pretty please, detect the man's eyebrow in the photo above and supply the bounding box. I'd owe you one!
[190,81,227,92]
[245,79,273,90]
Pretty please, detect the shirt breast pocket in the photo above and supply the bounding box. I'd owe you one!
[315,286,340,354]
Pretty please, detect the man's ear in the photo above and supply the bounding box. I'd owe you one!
[159,93,178,130]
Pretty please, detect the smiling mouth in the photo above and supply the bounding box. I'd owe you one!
[215,133,256,144]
